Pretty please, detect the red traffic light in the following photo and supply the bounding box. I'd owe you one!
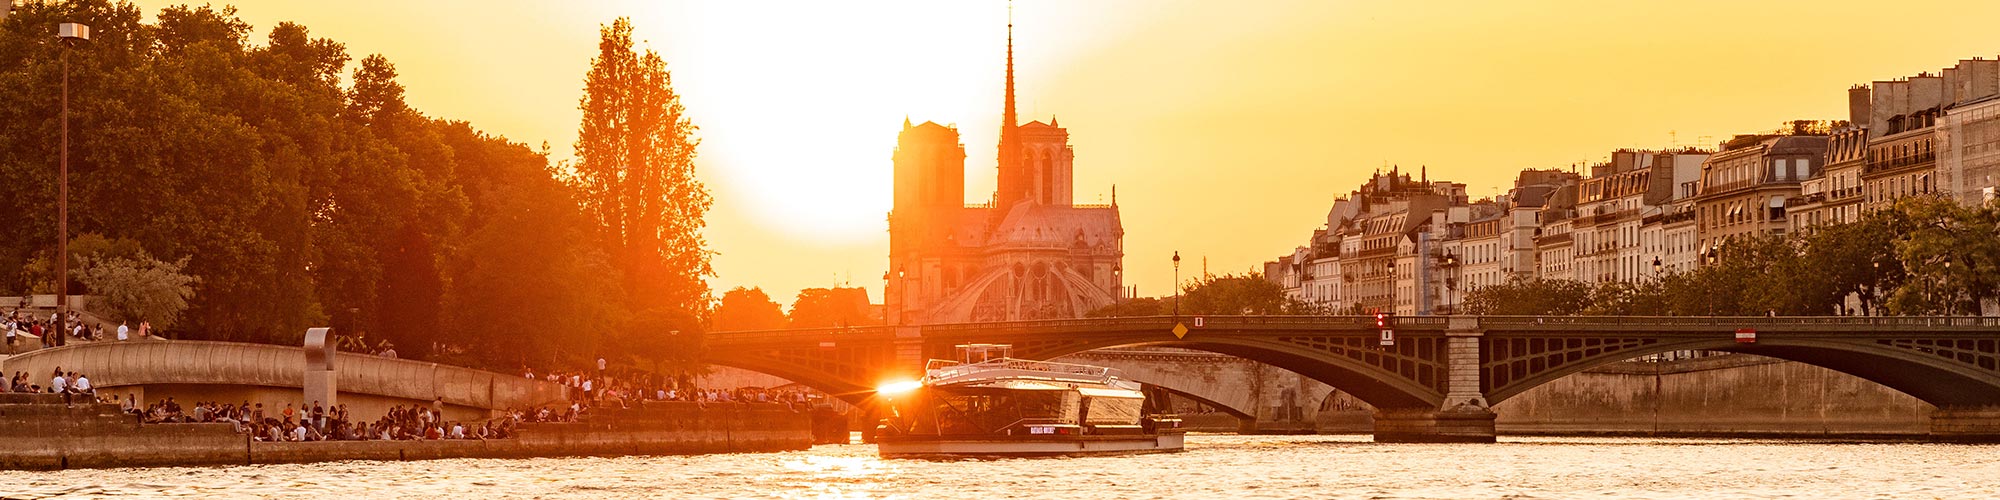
[1374,312,1389,328]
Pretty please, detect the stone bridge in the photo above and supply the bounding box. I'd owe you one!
[2,340,568,421]
[1051,348,1329,433]
[707,315,2000,442]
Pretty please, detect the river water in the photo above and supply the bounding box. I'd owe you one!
[0,435,1994,499]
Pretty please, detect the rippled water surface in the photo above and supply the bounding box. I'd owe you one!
[1,435,1996,499]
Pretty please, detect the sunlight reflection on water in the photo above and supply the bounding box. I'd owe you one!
[0,435,1996,499]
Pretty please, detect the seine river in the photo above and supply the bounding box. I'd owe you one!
[0,435,1994,499]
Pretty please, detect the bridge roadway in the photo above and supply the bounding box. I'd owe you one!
[2,340,569,422]
[708,315,2000,442]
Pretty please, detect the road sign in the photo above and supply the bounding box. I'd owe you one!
[1380,329,1395,346]
[1735,328,1756,344]
[818,341,836,348]
[1193,316,1205,328]
[1172,323,1190,339]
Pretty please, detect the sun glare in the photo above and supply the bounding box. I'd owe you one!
[657,2,1011,242]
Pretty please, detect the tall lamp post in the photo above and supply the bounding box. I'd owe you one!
[56,23,90,325]
[1172,252,1181,317]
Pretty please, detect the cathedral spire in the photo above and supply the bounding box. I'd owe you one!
[995,1,1025,209]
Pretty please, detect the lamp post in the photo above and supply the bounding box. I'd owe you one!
[1386,260,1397,314]
[1111,265,1122,299]
[1172,252,1181,318]
[55,23,89,325]
[1703,249,1718,316]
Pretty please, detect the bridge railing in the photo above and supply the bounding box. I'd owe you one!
[919,315,1406,334]
[1477,315,2000,328]
[706,326,894,343]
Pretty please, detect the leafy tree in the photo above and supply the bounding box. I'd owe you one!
[78,253,197,329]
[1582,280,1667,316]
[1886,197,2000,315]
[621,307,707,378]
[1178,273,1317,315]
[713,287,787,331]
[1462,277,1592,315]
[1086,297,1166,318]
[571,17,711,316]
[788,287,879,328]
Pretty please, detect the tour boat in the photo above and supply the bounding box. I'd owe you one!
[873,344,1185,458]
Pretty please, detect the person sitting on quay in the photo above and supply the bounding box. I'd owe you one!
[70,371,92,400]
[49,368,70,407]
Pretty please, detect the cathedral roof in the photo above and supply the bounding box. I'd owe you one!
[989,203,1122,249]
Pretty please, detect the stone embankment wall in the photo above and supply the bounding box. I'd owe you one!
[1310,355,1933,436]
[3,340,568,421]
[0,398,811,470]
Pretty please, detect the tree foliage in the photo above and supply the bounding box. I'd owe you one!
[1461,277,1593,315]
[78,252,196,329]
[712,287,787,331]
[0,3,703,373]
[788,287,880,328]
[1087,274,1317,317]
[570,17,711,316]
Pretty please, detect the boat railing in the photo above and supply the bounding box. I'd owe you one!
[926,357,1124,382]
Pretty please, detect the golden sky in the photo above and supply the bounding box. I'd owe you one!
[132,0,2000,307]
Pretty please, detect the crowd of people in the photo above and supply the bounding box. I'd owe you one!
[3,367,95,406]
[3,304,155,353]
[126,395,549,443]
[525,361,825,412]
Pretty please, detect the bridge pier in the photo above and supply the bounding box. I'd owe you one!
[1930,406,2000,442]
[1373,318,1497,443]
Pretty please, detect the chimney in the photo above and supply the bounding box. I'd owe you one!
[1848,84,1872,131]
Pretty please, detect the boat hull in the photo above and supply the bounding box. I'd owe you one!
[877,433,1185,458]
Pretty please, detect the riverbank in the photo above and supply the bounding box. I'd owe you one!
[0,394,811,470]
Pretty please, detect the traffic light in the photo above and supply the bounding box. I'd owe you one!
[1374,312,1389,329]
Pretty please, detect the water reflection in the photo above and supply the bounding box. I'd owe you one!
[0,435,1994,499]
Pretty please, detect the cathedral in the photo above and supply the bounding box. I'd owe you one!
[884,21,1124,325]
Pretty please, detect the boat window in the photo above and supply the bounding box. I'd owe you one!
[1083,396,1144,426]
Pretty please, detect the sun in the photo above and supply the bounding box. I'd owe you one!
[639,1,1010,243]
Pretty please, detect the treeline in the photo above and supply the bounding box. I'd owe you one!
[0,2,708,371]
[1465,197,1998,316]
[1087,273,1321,317]
[711,286,885,331]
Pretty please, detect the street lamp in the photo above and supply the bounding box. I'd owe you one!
[1172,252,1181,317]
[55,22,89,325]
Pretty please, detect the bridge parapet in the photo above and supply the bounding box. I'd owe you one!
[3,340,567,412]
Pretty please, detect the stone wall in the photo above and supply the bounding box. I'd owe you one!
[0,397,811,470]
[1492,354,1932,436]
[2,340,568,420]
[1311,355,1934,436]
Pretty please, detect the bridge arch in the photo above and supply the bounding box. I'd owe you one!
[1009,335,1444,410]
[1485,337,2000,408]
[703,356,878,404]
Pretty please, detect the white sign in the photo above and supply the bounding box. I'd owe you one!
[1380,329,1395,346]
[1193,316,1205,328]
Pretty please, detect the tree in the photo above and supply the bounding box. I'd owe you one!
[788,287,879,328]
[712,287,786,331]
[1886,197,2000,315]
[571,17,711,315]
[78,253,197,329]
[1177,273,1316,315]
[1462,277,1592,315]
[1086,297,1166,318]
[621,307,707,379]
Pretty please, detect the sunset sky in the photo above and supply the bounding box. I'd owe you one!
[130,0,2000,308]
